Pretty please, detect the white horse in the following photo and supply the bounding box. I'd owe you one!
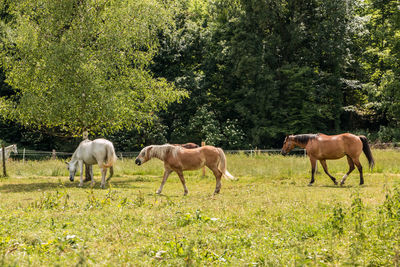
[66,139,117,188]
[0,144,18,162]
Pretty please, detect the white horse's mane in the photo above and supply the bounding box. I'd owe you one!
[148,144,181,160]
[0,144,17,161]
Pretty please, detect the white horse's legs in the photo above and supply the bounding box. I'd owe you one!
[157,169,172,194]
[100,167,107,189]
[90,165,95,186]
[78,161,84,187]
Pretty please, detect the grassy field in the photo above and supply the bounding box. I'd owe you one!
[1,149,400,266]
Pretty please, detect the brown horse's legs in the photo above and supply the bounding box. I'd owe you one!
[211,168,223,194]
[308,157,317,186]
[353,158,364,185]
[320,160,338,185]
[176,170,189,196]
[156,169,172,194]
[340,156,355,186]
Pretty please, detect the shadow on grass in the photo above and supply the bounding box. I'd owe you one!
[297,183,359,188]
[0,176,152,193]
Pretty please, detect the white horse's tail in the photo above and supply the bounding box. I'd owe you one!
[103,144,117,168]
[217,148,236,180]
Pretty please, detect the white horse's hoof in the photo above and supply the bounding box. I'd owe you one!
[156,190,161,194]
[78,183,83,187]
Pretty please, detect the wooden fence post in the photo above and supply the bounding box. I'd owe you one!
[201,141,205,177]
[52,149,56,160]
[22,148,25,164]
[1,144,6,177]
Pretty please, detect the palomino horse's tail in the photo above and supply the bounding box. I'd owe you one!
[217,148,236,180]
[359,136,375,170]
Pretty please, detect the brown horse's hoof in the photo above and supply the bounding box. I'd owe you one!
[334,181,338,185]
[307,183,313,187]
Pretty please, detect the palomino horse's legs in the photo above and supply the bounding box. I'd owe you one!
[308,157,317,186]
[156,169,173,194]
[319,160,338,185]
[211,168,222,194]
[340,156,355,186]
[176,170,189,196]
[352,158,364,185]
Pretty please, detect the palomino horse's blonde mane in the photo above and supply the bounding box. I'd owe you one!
[148,144,181,160]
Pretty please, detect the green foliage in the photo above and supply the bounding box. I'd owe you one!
[2,0,400,148]
[0,0,187,136]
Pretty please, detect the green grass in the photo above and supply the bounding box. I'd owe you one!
[1,149,400,265]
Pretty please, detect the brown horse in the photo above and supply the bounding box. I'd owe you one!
[173,143,199,149]
[281,133,374,186]
[135,144,235,195]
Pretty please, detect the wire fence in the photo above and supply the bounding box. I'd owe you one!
[8,148,307,161]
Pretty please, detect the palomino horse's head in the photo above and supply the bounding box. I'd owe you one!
[281,135,295,156]
[135,146,152,166]
[65,161,77,182]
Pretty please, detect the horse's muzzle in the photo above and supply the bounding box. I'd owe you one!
[281,150,287,156]
[135,159,141,166]
[69,176,74,182]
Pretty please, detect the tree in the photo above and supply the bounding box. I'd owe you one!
[0,0,187,137]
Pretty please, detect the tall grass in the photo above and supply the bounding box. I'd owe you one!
[0,149,400,265]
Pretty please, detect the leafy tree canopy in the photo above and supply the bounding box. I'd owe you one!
[0,0,187,136]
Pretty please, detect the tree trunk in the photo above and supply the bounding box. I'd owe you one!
[82,131,93,182]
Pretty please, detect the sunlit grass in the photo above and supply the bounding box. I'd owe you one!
[1,149,400,265]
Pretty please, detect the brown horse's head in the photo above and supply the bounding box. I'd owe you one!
[135,146,153,165]
[281,135,295,156]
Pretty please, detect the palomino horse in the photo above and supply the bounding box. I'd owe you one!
[135,144,235,195]
[0,144,18,162]
[66,139,117,188]
[281,133,374,186]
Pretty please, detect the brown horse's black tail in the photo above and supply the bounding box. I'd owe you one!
[359,136,375,170]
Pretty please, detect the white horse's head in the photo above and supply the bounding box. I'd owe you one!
[12,144,18,154]
[66,161,78,182]
[135,146,153,166]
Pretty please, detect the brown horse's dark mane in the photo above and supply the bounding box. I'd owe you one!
[292,134,319,145]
